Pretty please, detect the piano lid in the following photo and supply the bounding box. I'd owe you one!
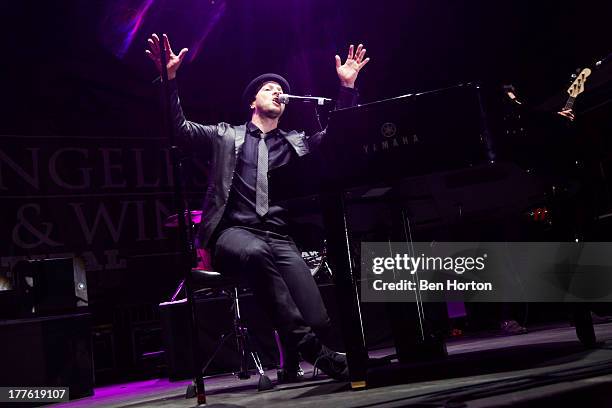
[269,82,491,202]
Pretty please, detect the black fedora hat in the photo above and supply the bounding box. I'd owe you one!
[242,73,291,106]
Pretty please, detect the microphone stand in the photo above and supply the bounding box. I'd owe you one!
[158,33,206,406]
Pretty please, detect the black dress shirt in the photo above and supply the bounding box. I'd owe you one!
[218,121,296,232]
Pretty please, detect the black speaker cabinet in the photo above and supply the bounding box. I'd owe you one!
[0,313,94,400]
[12,257,88,317]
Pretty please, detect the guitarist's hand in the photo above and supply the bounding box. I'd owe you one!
[557,109,575,121]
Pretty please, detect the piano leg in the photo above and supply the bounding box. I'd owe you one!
[320,191,368,389]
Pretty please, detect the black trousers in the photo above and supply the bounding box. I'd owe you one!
[212,226,331,354]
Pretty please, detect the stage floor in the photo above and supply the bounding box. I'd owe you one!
[54,322,612,408]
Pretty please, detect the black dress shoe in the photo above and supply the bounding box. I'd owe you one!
[277,349,304,384]
[302,344,349,381]
[500,320,528,335]
[277,365,304,384]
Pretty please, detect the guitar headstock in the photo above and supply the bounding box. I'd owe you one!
[567,68,592,98]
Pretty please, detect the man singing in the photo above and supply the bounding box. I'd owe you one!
[146,33,369,381]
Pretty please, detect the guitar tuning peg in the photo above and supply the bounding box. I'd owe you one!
[570,73,577,79]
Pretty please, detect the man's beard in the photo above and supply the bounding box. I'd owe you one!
[261,106,282,119]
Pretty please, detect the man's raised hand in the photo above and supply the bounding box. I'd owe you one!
[335,43,370,88]
[145,33,188,80]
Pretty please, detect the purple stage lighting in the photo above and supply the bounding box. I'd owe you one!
[100,0,155,58]
[188,1,226,62]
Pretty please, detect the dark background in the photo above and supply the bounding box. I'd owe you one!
[2,0,612,382]
[3,0,612,135]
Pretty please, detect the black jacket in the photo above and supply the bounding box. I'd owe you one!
[169,79,358,247]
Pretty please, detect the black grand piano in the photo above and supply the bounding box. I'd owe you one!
[269,82,494,388]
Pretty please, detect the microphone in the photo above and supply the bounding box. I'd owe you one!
[278,94,333,106]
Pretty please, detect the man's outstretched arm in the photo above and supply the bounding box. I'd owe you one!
[146,33,216,150]
[308,43,370,149]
